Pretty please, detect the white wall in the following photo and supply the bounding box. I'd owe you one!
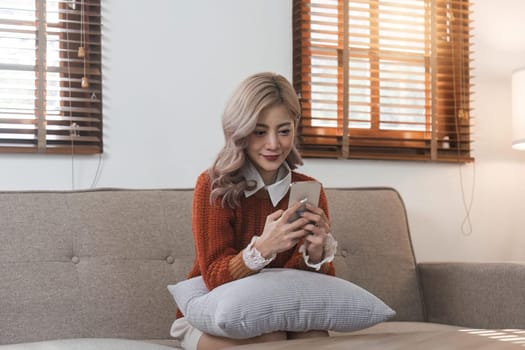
[1,0,525,263]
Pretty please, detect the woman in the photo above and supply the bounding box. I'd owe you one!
[172,72,337,350]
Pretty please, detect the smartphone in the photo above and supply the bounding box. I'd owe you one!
[288,181,321,222]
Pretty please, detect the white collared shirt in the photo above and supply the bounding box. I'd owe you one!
[242,161,291,207]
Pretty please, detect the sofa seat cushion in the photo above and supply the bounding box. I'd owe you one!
[229,322,525,349]
[0,338,181,350]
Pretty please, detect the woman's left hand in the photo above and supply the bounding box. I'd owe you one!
[299,202,331,264]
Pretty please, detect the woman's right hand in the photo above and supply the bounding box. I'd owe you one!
[253,201,310,259]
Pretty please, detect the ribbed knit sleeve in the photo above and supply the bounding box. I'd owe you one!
[192,172,255,290]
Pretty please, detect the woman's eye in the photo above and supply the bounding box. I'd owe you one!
[253,130,266,136]
[279,129,291,136]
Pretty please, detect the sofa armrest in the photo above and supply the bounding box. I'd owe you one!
[418,262,525,329]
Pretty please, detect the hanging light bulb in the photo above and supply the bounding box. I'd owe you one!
[81,76,89,88]
[79,0,88,89]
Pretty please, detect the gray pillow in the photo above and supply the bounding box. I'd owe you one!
[168,268,395,339]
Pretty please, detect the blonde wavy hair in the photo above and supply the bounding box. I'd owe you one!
[209,72,303,208]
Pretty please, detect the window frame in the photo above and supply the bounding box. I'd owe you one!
[292,0,473,162]
[0,0,103,154]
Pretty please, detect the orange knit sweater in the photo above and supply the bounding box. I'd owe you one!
[176,170,336,318]
[186,170,335,290]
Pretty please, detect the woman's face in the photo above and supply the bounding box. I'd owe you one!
[246,104,295,185]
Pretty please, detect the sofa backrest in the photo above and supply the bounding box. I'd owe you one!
[0,187,424,345]
[0,189,195,345]
[326,188,425,322]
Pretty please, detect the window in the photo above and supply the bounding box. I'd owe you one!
[0,0,102,154]
[293,0,472,162]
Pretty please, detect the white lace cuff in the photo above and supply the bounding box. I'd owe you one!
[299,233,338,271]
[242,236,276,271]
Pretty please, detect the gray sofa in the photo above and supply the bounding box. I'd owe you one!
[1,187,524,349]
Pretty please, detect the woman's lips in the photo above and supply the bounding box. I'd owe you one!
[262,155,280,161]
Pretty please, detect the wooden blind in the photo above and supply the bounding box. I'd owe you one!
[0,0,102,154]
[293,0,473,162]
